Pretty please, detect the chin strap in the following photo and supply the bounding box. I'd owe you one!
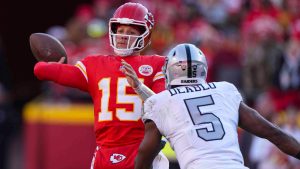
[114,48,133,56]
[133,82,155,101]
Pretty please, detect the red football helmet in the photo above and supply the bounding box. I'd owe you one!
[109,2,154,56]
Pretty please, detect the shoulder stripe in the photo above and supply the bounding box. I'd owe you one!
[75,61,88,82]
[153,71,164,81]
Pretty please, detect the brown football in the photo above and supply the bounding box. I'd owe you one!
[29,33,67,63]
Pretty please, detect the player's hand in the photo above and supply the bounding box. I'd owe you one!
[120,59,141,89]
[48,57,66,64]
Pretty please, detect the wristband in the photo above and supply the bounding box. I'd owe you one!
[133,83,155,101]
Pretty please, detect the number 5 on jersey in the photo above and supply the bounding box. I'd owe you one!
[184,95,225,141]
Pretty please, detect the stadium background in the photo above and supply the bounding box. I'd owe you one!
[0,0,300,169]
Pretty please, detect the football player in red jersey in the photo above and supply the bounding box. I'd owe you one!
[33,2,169,169]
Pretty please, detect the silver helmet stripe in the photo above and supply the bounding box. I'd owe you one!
[184,44,192,78]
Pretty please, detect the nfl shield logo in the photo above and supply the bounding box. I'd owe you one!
[139,65,153,76]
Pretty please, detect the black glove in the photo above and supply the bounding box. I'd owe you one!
[159,138,167,150]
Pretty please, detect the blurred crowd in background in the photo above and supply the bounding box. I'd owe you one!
[1,0,300,168]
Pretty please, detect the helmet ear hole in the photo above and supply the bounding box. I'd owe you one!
[137,26,146,35]
[111,23,119,33]
[172,51,176,56]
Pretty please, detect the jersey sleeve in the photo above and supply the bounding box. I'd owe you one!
[151,78,165,93]
[75,55,104,83]
[34,62,88,91]
[142,93,167,136]
[75,60,88,82]
[151,56,166,93]
[223,82,243,109]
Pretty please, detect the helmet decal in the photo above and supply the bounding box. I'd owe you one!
[145,12,154,29]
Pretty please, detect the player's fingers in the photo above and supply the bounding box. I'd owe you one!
[122,62,136,75]
[127,72,136,79]
[122,65,135,75]
[121,59,127,64]
[121,59,134,69]
[120,67,133,78]
[123,71,135,81]
[119,66,131,75]
[121,61,130,70]
[120,66,131,75]
[48,57,65,64]
[58,57,66,63]
[120,67,125,73]
[125,67,135,76]
[121,60,139,82]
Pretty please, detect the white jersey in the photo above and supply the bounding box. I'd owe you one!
[143,82,249,169]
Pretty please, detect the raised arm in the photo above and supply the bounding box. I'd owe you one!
[238,102,300,159]
[120,59,155,101]
[135,120,162,169]
[34,59,88,91]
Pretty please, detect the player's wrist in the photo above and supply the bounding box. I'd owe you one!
[133,80,142,89]
[133,83,155,101]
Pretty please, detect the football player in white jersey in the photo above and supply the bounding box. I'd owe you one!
[120,43,300,169]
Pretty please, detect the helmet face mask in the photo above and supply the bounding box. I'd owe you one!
[109,21,149,56]
[109,3,154,56]
[163,44,208,89]
[110,33,144,56]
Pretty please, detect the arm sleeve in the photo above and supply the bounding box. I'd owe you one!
[222,82,243,110]
[151,78,165,93]
[143,96,166,136]
[229,83,243,110]
[34,62,88,91]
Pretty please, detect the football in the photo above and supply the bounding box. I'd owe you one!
[29,33,67,63]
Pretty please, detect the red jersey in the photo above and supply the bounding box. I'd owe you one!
[34,54,165,147]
